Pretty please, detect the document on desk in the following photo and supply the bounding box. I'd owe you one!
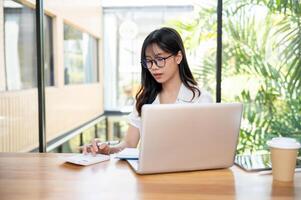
[64,154,110,166]
[115,148,139,160]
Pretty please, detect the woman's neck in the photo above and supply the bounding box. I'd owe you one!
[160,74,182,104]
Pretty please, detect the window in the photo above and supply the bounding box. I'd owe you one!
[4,0,54,90]
[64,24,98,84]
[221,1,301,153]
[103,5,196,111]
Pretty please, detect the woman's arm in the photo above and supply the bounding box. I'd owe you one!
[83,124,140,155]
[108,124,140,153]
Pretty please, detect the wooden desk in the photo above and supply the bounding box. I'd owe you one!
[0,153,300,200]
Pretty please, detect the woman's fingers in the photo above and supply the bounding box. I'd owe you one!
[91,139,99,153]
[98,143,110,155]
[98,143,107,149]
[81,139,111,155]
[82,145,86,154]
[82,144,89,155]
[81,143,95,154]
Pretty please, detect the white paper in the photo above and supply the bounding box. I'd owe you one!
[115,148,139,160]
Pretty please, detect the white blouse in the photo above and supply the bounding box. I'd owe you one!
[127,83,213,131]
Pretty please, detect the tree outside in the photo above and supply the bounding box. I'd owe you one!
[169,0,301,154]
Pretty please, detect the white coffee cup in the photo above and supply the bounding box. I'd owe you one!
[267,137,301,182]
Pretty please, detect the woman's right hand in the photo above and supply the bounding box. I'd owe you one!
[82,139,111,155]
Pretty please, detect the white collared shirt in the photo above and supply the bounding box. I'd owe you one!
[127,83,213,131]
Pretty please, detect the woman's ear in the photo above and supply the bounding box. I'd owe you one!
[176,51,183,64]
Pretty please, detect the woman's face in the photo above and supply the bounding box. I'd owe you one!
[145,43,182,84]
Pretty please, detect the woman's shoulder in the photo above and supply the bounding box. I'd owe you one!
[127,102,141,129]
[178,84,213,103]
[197,88,213,103]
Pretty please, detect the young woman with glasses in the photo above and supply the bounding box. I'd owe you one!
[83,27,212,155]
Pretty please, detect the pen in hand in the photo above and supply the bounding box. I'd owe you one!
[80,140,119,148]
[80,140,120,155]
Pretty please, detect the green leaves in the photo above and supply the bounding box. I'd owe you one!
[227,1,301,153]
[265,0,301,16]
[168,0,301,154]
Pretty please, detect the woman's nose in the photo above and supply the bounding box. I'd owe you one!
[151,61,160,69]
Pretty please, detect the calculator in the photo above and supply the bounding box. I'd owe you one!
[64,154,110,166]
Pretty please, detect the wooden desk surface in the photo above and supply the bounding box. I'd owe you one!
[0,153,300,200]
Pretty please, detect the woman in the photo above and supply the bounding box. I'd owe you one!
[83,27,212,155]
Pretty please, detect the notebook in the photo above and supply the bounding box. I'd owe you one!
[115,148,139,160]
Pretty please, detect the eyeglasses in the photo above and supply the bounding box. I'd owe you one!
[141,54,174,69]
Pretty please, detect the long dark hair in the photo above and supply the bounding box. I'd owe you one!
[135,27,200,116]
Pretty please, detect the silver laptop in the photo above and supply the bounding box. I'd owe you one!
[127,103,243,174]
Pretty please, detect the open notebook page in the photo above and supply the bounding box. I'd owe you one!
[115,148,139,160]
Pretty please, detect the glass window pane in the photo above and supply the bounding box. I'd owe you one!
[1,0,103,152]
[44,14,54,86]
[223,1,301,154]
[44,0,103,153]
[4,0,53,90]
[103,2,217,111]
[64,24,98,84]
[1,0,40,152]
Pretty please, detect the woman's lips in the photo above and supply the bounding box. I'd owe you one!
[153,73,163,79]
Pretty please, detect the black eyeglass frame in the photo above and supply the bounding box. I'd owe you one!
[141,54,174,69]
